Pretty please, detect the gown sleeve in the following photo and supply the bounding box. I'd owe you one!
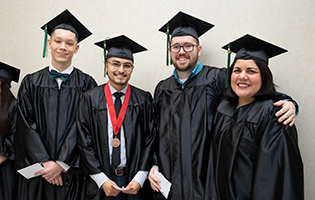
[276,91,299,115]
[0,99,17,159]
[76,92,103,175]
[138,92,154,171]
[15,76,50,169]
[215,66,227,101]
[251,108,304,199]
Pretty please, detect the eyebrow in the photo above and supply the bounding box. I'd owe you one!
[111,60,133,65]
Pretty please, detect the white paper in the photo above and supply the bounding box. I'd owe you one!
[154,169,172,199]
[112,184,132,191]
[17,163,44,179]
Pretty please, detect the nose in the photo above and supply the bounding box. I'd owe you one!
[178,46,185,53]
[117,64,124,72]
[239,71,248,79]
[59,42,66,50]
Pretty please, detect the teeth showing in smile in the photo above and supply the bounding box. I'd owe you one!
[238,84,249,87]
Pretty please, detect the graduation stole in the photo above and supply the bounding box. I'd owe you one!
[104,83,131,139]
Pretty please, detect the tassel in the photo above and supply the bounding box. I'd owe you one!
[166,22,170,66]
[42,24,48,58]
[225,42,231,88]
[104,40,107,77]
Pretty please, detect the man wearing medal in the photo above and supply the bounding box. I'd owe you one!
[77,35,153,200]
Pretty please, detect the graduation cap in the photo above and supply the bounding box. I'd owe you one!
[0,61,20,83]
[94,35,147,77]
[159,11,214,65]
[222,34,288,87]
[41,9,92,58]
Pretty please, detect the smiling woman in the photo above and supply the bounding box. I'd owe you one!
[231,59,262,108]
[210,34,304,199]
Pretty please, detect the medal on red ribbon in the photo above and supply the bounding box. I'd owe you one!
[104,83,130,147]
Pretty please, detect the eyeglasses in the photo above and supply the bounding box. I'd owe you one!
[106,61,133,71]
[170,44,198,53]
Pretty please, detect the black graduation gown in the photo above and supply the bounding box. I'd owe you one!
[15,67,97,200]
[211,99,304,200]
[152,66,226,200]
[77,84,154,200]
[0,99,18,200]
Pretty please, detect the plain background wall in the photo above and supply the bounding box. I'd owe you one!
[1,0,314,198]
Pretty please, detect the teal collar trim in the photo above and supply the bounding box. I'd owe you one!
[172,60,203,89]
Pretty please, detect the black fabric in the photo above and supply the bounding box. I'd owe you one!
[112,92,123,169]
[15,67,97,200]
[0,61,20,83]
[17,168,84,200]
[151,66,227,200]
[77,84,154,200]
[0,99,18,200]
[210,99,304,199]
[0,160,18,200]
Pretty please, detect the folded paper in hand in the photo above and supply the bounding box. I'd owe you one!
[112,184,132,191]
[17,163,44,179]
[154,169,171,199]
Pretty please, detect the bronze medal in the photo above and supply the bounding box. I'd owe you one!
[111,137,121,148]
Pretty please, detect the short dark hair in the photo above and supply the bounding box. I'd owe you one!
[225,59,279,101]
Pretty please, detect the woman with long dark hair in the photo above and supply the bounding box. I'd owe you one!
[0,61,20,200]
[210,35,304,199]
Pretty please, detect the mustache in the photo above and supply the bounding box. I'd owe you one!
[175,54,189,59]
[113,72,127,77]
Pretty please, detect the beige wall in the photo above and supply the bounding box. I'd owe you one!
[1,0,314,198]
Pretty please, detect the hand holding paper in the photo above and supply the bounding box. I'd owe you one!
[17,163,44,179]
[112,184,132,191]
[154,169,171,199]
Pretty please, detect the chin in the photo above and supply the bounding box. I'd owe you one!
[114,80,127,86]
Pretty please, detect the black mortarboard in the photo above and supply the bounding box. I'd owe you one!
[94,35,147,76]
[40,9,92,57]
[222,34,287,87]
[159,11,214,65]
[0,61,20,83]
[222,34,287,64]
[159,11,214,40]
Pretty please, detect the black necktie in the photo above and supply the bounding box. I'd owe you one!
[112,92,123,169]
[50,69,69,82]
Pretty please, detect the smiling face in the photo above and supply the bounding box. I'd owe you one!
[169,36,202,79]
[231,59,262,107]
[48,29,79,71]
[106,57,134,91]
